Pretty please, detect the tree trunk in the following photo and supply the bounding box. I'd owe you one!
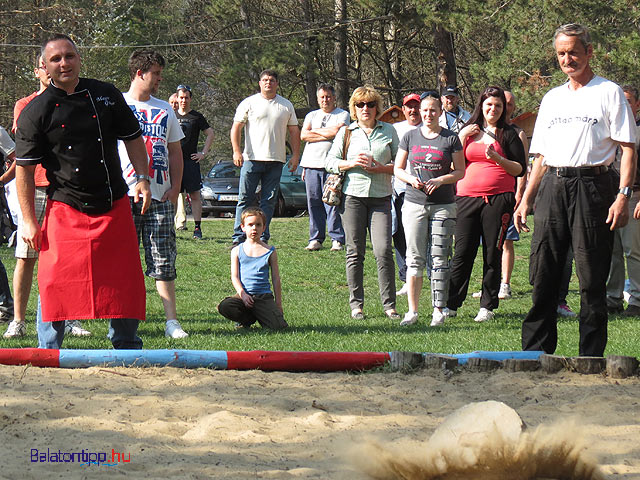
[301,0,318,108]
[433,24,456,92]
[382,20,403,106]
[333,0,348,109]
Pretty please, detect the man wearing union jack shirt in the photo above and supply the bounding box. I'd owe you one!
[118,49,189,339]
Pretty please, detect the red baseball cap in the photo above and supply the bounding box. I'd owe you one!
[402,93,421,105]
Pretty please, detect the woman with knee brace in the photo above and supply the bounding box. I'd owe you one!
[393,91,465,327]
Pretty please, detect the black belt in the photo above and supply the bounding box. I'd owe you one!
[548,165,609,177]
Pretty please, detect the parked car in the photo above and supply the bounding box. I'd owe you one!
[200,160,307,217]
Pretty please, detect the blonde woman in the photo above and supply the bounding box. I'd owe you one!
[326,86,399,321]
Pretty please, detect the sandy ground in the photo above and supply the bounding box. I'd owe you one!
[0,364,638,479]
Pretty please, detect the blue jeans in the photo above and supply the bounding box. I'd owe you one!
[304,168,344,244]
[36,296,143,349]
[233,160,284,243]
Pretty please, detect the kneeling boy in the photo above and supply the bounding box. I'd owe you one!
[218,208,288,329]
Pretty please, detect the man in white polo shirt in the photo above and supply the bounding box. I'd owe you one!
[230,69,300,245]
[514,23,636,356]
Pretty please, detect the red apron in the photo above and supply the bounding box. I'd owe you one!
[38,196,146,322]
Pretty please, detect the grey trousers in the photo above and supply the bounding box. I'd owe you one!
[340,194,396,311]
[218,293,288,330]
[607,192,640,308]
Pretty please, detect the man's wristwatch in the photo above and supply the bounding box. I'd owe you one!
[135,174,152,184]
[618,186,632,199]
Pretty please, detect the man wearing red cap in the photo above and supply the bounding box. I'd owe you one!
[393,93,423,295]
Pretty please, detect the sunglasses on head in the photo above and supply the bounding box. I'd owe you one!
[176,84,191,92]
[420,90,439,100]
[355,101,376,109]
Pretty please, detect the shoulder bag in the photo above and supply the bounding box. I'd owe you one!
[322,128,352,206]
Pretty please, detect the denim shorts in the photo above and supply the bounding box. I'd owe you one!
[505,219,520,241]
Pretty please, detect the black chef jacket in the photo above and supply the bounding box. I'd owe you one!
[15,77,142,214]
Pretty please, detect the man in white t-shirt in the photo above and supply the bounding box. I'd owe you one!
[230,69,301,244]
[118,50,188,339]
[392,93,422,295]
[514,24,637,356]
[300,83,349,252]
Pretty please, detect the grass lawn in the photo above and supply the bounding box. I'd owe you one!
[1,216,639,357]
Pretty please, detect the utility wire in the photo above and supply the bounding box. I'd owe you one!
[0,15,393,49]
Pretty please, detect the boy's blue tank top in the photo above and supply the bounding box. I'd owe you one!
[239,243,274,295]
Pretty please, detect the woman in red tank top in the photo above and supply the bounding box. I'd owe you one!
[446,86,527,323]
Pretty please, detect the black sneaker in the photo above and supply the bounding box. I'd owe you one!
[193,227,202,239]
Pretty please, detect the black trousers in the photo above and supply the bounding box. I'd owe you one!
[392,192,407,283]
[522,171,615,356]
[447,192,515,311]
[0,259,13,319]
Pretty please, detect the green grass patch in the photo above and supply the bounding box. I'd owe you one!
[1,217,638,357]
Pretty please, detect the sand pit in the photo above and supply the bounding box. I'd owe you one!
[0,364,638,479]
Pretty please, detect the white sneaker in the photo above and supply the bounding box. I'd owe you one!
[396,283,409,296]
[165,319,188,339]
[557,303,577,317]
[471,291,482,298]
[3,320,26,338]
[65,320,92,336]
[305,240,322,251]
[330,240,343,251]
[474,307,495,323]
[431,307,448,326]
[498,283,512,299]
[448,309,457,318]
[400,311,418,326]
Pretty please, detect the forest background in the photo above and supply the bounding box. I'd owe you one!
[1,0,640,172]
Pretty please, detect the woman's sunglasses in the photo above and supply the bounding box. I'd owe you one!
[355,101,376,109]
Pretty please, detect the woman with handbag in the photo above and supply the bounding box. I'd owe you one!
[326,85,400,320]
[446,86,527,323]
[393,91,465,327]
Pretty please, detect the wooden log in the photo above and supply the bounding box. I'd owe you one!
[606,355,639,379]
[540,354,570,373]
[466,357,501,372]
[424,354,458,370]
[570,356,606,374]
[389,351,424,371]
[503,358,540,372]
